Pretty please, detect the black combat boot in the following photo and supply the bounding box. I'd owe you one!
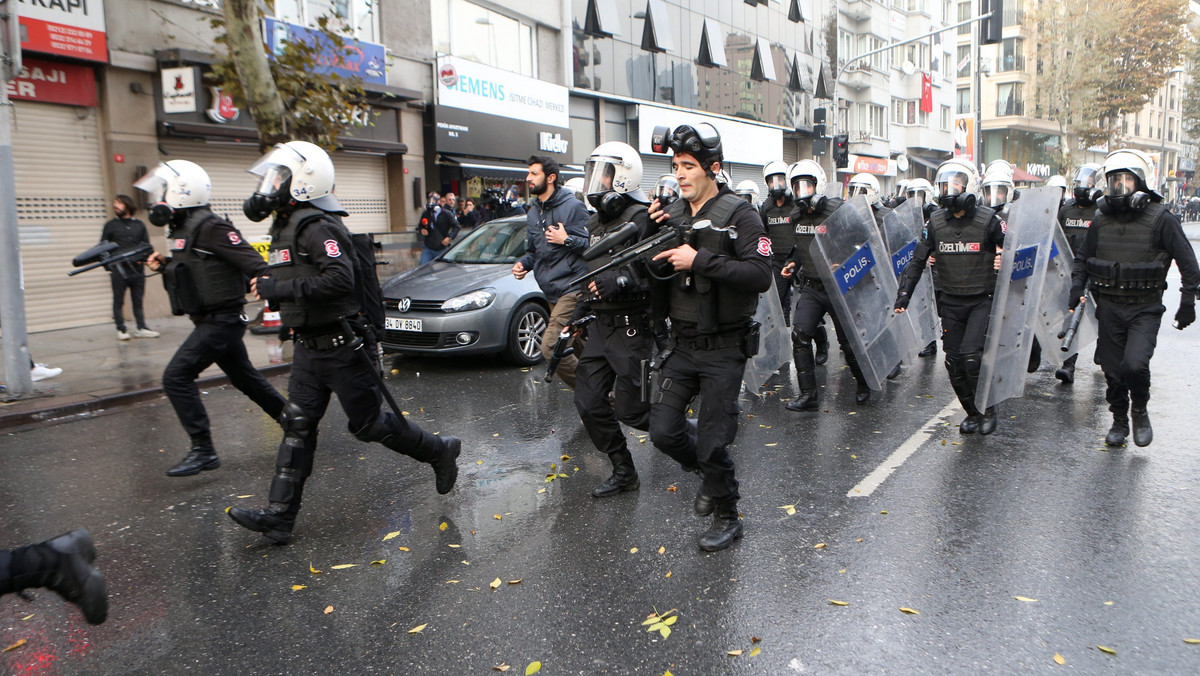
[2,529,107,624]
[978,406,998,435]
[886,362,902,380]
[694,488,714,516]
[228,504,296,544]
[699,501,743,552]
[1027,339,1042,373]
[855,378,872,405]
[431,436,462,494]
[785,369,819,412]
[918,341,937,358]
[1131,409,1153,447]
[1105,412,1129,447]
[1055,354,1077,384]
[166,435,219,477]
[814,326,830,365]
[592,448,639,497]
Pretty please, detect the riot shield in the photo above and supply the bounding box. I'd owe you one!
[1032,224,1098,366]
[742,277,793,397]
[880,198,940,359]
[976,187,1059,410]
[812,196,908,390]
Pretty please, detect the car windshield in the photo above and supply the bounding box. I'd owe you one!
[441,219,527,264]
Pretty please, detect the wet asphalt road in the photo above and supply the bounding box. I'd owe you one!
[3,306,1200,674]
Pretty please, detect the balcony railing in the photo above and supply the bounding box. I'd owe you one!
[997,99,1025,117]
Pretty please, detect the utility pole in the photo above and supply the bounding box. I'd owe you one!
[0,0,31,396]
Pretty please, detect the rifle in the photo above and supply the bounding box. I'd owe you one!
[69,241,153,280]
[1058,297,1086,352]
[544,314,596,383]
[569,223,691,291]
[581,222,638,262]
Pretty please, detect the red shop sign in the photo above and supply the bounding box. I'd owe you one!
[5,57,97,107]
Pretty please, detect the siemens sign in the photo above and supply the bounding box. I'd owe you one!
[436,55,569,129]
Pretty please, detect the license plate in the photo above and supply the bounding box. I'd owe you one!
[385,317,422,332]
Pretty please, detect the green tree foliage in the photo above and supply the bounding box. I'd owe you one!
[208,0,371,152]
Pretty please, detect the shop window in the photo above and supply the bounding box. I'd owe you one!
[697,18,727,67]
[431,0,537,77]
[639,0,675,53]
[584,0,621,38]
[273,0,381,42]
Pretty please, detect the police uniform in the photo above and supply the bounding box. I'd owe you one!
[648,185,772,549]
[899,204,1006,433]
[1053,197,1097,380]
[575,200,657,497]
[1071,200,1200,446]
[761,194,796,323]
[230,204,460,543]
[786,195,874,409]
[160,207,287,476]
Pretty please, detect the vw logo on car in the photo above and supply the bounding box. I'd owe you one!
[398,297,412,313]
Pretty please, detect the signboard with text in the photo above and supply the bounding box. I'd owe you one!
[5,56,96,106]
[19,0,108,63]
[264,17,386,86]
[436,55,569,129]
[435,105,572,161]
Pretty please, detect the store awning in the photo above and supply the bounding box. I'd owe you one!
[907,154,943,171]
[1012,168,1044,183]
[439,156,583,178]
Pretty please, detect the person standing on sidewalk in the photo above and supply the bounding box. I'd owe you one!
[100,195,158,341]
[513,155,590,389]
[136,160,287,477]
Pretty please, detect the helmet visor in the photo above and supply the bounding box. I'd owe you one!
[133,170,169,203]
[1073,166,1102,189]
[765,175,788,193]
[583,156,620,196]
[1107,171,1139,197]
[935,169,970,197]
[981,184,1009,207]
[652,174,679,202]
[792,177,818,199]
[847,184,872,199]
[671,123,721,153]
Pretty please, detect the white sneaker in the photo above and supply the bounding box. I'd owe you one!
[31,364,62,382]
[134,328,160,338]
[117,330,131,341]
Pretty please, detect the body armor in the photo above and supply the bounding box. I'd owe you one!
[928,205,997,296]
[584,201,651,312]
[163,208,248,316]
[760,196,794,260]
[665,193,758,331]
[1086,203,1170,303]
[267,207,360,328]
[1059,199,1095,253]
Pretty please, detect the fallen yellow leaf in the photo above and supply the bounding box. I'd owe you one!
[1097,645,1116,655]
[382,531,400,542]
[324,606,334,614]
[448,544,461,548]
[829,599,849,606]
[291,585,307,591]
[665,571,672,578]
[899,607,920,615]
[1184,638,1200,645]
[1014,596,1038,603]
[236,494,253,498]
[3,639,26,653]
[1104,601,1114,606]
[309,562,322,574]
[398,546,410,552]
[494,665,511,672]
[370,559,386,566]
[494,514,502,520]
[408,623,427,634]
[814,543,826,549]
[1053,653,1065,665]
[881,510,889,514]
[439,522,448,531]
[508,579,523,585]
[728,649,744,656]
[749,646,762,657]
[561,454,571,460]
[224,506,232,513]
[667,484,677,492]
[330,564,357,570]
[445,580,459,583]
[20,614,33,621]
[476,460,484,465]
[658,546,666,554]
[630,547,638,554]
[765,442,778,447]
[525,661,542,675]
[490,578,502,590]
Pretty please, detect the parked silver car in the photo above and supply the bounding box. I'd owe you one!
[380,216,549,365]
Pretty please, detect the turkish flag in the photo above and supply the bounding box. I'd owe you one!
[920,73,933,114]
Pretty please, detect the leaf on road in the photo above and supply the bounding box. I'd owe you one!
[780,504,797,516]
[525,661,542,675]
[1097,645,1116,655]
[658,626,671,638]
[658,546,666,554]
[408,623,427,634]
[630,547,639,554]
[236,494,253,498]
[558,473,568,478]
[561,454,571,460]
[899,607,920,615]
[330,564,357,570]
[445,580,459,584]
[490,578,502,590]
[225,506,232,513]
[494,514,503,520]
[324,606,334,614]
[309,562,322,574]
[545,474,556,483]
[1104,601,1114,606]
[398,546,410,552]
[370,559,386,566]
[829,600,849,606]
[439,522,448,531]
[665,571,672,578]
[667,484,678,492]
[1053,653,1065,665]
[3,639,26,653]
[765,443,778,447]
[1014,596,1038,602]
[20,615,33,621]
[749,646,762,657]
[880,510,889,514]
[508,579,523,585]
[751,636,762,643]
[448,544,461,548]
[1184,638,1200,644]
[382,531,401,542]
[728,649,744,656]
[814,543,826,549]
[493,665,510,672]
[291,585,307,591]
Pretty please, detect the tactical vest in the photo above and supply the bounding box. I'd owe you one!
[665,192,759,332]
[760,197,794,259]
[1086,202,1170,303]
[266,207,361,329]
[928,205,997,296]
[163,208,249,316]
[790,197,843,281]
[584,202,651,312]
[1058,200,1094,253]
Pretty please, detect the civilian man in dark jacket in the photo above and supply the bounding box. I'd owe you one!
[513,155,590,388]
[100,194,158,340]
[420,193,460,264]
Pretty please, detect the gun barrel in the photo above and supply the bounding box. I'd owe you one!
[1059,301,1086,352]
[569,227,681,289]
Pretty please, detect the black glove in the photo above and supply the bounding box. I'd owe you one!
[1067,287,1084,311]
[894,291,910,311]
[255,274,279,301]
[593,270,624,300]
[1176,299,1196,330]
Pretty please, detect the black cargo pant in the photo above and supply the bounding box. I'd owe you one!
[770,258,794,325]
[111,270,146,332]
[1093,298,1165,413]
[937,292,992,410]
[649,339,746,502]
[574,312,654,458]
[162,312,286,443]
[792,280,865,382]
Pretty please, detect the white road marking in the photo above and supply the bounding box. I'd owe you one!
[847,398,961,497]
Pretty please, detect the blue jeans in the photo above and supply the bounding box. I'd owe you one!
[420,247,443,265]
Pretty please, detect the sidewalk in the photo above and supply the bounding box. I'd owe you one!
[0,315,292,430]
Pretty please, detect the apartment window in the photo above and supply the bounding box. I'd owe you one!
[956,45,970,76]
[996,82,1024,116]
[999,38,1024,72]
[274,0,381,42]
[906,42,929,70]
[956,87,971,114]
[941,105,951,130]
[859,103,887,137]
[908,0,928,11]
[957,1,971,35]
[432,0,537,77]
[858,35,888,71]
[894,98,906,125]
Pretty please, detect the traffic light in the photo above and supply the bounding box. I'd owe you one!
[833,134,849,169]
[812,122,826,139]
[981,0,1004,45]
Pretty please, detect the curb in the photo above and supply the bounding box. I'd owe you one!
[0,363,292,432]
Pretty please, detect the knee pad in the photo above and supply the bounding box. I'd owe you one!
[962,352,982,378]
[793,326,817,344]
[279,402,314,440]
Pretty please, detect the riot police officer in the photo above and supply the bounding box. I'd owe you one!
[574,142,656,498]
[896,159,1006,434]
[1054,163,1103,384]
[759,160,803,327]
[782,160,870,411]
[228,141,461,544]
[847,172,892,222]
[1070,148,1200,447]
[646,123,772,552]
[135,160,287,477]
[905,179,940,358]
[734,179,760,205]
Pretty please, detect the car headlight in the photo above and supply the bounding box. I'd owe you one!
[441,288,496,312]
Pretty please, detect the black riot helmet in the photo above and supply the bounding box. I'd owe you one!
[652,123,723,177]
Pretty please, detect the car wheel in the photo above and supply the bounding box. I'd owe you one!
[504,301,549,365]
